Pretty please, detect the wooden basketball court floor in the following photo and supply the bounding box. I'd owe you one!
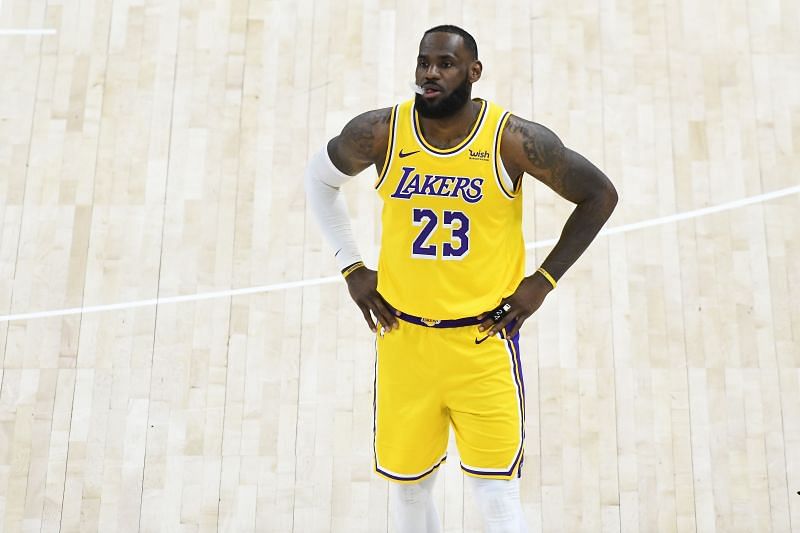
[1,0,799,531]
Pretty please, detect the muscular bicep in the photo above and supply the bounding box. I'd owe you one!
[503,115,615,204]
[327,108,392,176]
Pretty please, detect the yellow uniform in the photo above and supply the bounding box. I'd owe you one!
[373,98,526,481]
[375,99,524,318]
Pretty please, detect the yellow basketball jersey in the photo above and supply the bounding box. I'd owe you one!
[375,98,524,319]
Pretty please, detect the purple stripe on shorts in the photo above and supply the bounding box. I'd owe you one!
[460,330,526,478]
[377,455,447,482]
[396,311,482,328]
[460,446,524,477]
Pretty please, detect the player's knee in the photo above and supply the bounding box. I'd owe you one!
[390,480,428,506]
[468,477,525,533]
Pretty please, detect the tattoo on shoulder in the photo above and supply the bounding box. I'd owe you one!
[506,115,564,173]
[345,108,392,158]
[504,115,616,206]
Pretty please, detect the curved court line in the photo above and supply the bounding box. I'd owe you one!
[1,184,798,323]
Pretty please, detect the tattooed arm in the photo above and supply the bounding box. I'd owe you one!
[478,115,618,337]
[313,107,399,333]
[327,108,393,175]
[502,115,618,279]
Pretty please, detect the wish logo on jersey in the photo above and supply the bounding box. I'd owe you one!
[390,166,484,204]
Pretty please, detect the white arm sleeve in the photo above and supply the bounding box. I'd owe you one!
[304,145,363,270]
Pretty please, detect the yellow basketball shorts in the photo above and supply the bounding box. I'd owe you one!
[373,314,525,482]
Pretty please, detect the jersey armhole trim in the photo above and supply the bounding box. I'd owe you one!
[493,112,518,199]
[375,105,399,190]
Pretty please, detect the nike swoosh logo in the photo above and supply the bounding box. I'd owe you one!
[399,149,420,158]
[474,335,490,344]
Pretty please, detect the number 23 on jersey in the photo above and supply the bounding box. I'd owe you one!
[411,207,470,260]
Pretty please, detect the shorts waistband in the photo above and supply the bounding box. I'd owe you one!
[396,311,482,329]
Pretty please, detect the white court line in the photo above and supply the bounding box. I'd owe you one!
[525,184,800,250]
[0,29,57,35]
[0,277,341,322]
[1,184,798,323]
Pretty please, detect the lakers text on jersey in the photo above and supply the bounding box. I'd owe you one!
[375,98,524,320]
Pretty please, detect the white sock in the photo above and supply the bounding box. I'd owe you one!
[467,477,528,533]
[388,471,441,533]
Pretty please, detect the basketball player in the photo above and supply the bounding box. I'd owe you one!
[305,25,617,533]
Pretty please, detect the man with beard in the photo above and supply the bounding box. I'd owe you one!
[305,25,617,533]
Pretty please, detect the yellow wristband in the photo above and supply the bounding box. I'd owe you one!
[536,266,557,289]
[342,261,365,279]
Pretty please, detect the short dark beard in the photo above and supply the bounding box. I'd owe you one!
[415,76,471,119]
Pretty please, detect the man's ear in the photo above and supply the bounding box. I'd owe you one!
[469,60,483,83]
